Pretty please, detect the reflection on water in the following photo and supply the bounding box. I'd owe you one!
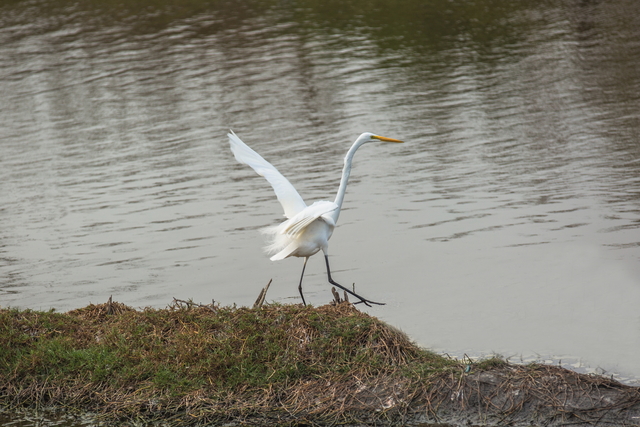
[1,0,640,401]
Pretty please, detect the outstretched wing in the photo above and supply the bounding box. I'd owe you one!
[228,130,307,218]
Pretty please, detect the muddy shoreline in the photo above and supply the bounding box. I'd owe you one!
[416,364,640,426]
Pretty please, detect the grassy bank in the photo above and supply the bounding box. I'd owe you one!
[0,300,462,425]
[1,300,639,426]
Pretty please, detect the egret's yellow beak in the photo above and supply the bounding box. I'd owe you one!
[372,135,403,143]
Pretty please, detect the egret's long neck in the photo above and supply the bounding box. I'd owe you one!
[331,138,367,224]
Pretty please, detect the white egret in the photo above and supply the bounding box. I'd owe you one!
[228,130,403,306]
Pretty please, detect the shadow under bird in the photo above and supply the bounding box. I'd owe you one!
[228,130,403,307]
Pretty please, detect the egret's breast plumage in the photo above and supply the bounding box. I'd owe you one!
[289,218,335,257]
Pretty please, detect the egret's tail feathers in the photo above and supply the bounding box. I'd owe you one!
[260,224,293,260]
[269,241,299,261]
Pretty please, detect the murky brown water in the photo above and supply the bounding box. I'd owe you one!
[1,0,640,421]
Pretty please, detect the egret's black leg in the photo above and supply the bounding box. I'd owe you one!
[298,257,309,306]
[324,255,385,307]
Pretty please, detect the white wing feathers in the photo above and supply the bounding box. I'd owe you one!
[282,201,337,237]
[228,130,307,219]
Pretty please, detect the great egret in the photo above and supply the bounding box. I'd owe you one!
[228,130,403,306]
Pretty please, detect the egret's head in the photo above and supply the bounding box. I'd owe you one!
[358,132,404,144]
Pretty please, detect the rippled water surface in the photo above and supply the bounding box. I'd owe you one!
[2,0,640,395]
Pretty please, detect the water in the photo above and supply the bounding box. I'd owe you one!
[1,0,640,409]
